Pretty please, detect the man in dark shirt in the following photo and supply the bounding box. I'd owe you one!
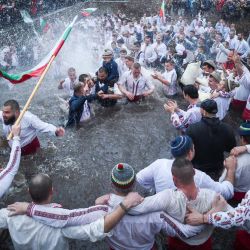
[95,67,122,107]
[186,99,236,179]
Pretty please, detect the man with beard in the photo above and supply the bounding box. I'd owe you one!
[0,100,65,156]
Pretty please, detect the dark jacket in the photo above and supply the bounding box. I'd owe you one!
[186,117,236,174]
[66,94,97,127]
[102,59,119,86]
[95,80,117,107]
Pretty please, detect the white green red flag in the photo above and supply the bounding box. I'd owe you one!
[159,0,165,22]
[0,16,78,84]
[81,8,97,17]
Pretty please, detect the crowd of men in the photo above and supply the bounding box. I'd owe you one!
[1,7,250,250]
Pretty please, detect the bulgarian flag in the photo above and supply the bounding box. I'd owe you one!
[81,8,97,17]
[159,0,165,22]
[0,16,78,84]
[40,17,50,33]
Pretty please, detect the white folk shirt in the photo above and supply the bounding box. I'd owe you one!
[153,42,167,59]
[62,77,77,97]
[220,152,250,193]
[136,159,233,200]
[109,189,222,246]
[0,205,108,250]
[140,43,157,65]
[118,71,153,96]
[0,137,21,198]
[115,58,129,78]
[162,69,178,96]
[107,194,204,250]
[234,69,250,101]
[226,36,239,51]
[0,111,57,148]
[171,103,202,131]
[236,39,250,58]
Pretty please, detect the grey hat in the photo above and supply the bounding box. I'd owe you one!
[210,71,221,83]
[102,49,113,57]
[203,60,216,70]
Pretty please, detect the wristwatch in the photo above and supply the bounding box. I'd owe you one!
[119,202,129,213]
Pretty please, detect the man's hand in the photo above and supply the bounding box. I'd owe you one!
[224,155,237,172]
[122,192,144,210]
[185,206,204,225]
[230,146,247,156]
[55,127,65,137]
[164,100,178,113]
[12,124,21,137]
[95,194,110,205]
[210,91,220,99]
[7,202,29,216]
[143,91,152,97]
[211,194,227,213]
[126,92,135,101]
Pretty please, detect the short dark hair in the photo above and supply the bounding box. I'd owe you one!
[241,135,250,144]
[165,60,174,66]
[133,62,141,69]
[171,158,194,185]
[98,67,108,75]
[4,100,20,112]
[29,174,52,203]
[79,74,89,82]
[183,85,199,99]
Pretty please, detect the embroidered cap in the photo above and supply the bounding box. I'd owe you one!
[170,136,193,158]
[111,163,135,190]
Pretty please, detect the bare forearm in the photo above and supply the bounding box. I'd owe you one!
[104,206,126,233]
[225,169,235,185]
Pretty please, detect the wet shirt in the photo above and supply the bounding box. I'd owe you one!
[118,71,153,96]
[162,69,178,96]
[0,111,57,148]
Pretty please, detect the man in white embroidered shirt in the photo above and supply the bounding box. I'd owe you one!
[0,100,65,156]
[2,173,144,250]
[118,62,154,102]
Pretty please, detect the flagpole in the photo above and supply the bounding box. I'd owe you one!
[7,55,56,140]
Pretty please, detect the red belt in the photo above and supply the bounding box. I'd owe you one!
[21,137,40,156]
[168,236,212,250]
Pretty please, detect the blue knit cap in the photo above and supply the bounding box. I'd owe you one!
[239,122,250,136]
[170,136,193,158]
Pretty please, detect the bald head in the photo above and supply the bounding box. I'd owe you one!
[171,158,195,186]
[29,174,52,203]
